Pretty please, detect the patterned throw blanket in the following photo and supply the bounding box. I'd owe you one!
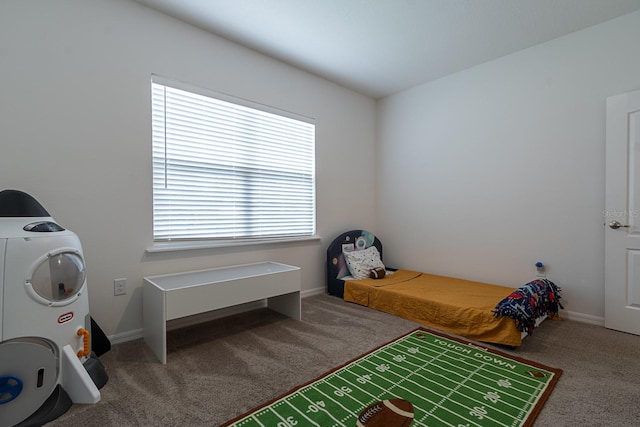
[493,279,563,334]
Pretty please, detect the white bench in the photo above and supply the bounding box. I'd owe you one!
[143,262,301,363]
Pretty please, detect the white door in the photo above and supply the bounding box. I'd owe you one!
[605,88,640,335]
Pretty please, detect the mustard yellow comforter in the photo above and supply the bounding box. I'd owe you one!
[344,269,522,346]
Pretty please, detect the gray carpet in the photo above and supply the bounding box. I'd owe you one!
[44,294,640,426]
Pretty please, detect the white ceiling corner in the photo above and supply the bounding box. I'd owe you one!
[134,0,640,98]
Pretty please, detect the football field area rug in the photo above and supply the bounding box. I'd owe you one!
[221,328,562,427]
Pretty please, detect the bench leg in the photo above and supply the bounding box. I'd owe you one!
[143,284,168,364]
[267,291,301,320]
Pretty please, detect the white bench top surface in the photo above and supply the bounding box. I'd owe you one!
[144,261,300,291]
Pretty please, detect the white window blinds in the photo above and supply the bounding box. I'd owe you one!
[151,78,316,242]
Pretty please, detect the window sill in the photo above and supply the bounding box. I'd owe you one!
[146,235,322,254]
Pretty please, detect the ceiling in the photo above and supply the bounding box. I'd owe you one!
[135,0,640,99]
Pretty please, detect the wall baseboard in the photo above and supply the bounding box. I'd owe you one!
[301,286,326,298]
[108,289,328,345]
[109,328,144,345]
[561,310,604,326]
[107,290,605,345]
[109,301,267,345]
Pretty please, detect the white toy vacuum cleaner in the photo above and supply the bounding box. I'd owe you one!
[0,190,109,427]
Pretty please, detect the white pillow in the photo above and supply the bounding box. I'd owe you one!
[343,246,385,280]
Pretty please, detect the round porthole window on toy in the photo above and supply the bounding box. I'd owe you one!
[28,252,86,304]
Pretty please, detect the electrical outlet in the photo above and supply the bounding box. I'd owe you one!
[114,278,127,296]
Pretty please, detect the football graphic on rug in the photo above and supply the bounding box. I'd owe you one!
[356,398,414,426]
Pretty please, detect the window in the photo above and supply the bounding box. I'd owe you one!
[151,77,316,243]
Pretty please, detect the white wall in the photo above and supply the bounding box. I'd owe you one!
[376,11,640,323]
[0,0,376,339]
